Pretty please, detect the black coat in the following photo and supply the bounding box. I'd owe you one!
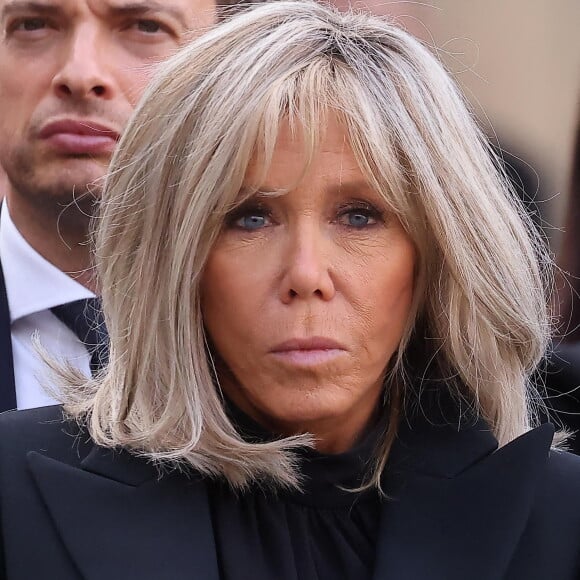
[1,404,580,580]
[0,259,16,412]
[545,343,580,453]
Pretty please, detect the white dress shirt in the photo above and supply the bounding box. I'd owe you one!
[0,201,95,409]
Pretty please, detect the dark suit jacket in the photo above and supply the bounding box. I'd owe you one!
[0,258,16,411]
[1,405,580,580]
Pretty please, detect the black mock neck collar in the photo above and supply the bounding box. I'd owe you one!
[224,397,385,507]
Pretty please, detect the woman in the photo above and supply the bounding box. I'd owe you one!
[1,2,579,579]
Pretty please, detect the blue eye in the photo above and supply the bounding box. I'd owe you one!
[227,205,273,231]
[346,212,371,227]
[235,214,268,230]
[337,207,379,228]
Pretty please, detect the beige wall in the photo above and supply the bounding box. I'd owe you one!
[425,1,580,239]
[333,0,580,244]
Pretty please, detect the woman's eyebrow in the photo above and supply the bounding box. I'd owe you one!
[237,182,377,199]
[326,180,375,197]
[237,186,283,199]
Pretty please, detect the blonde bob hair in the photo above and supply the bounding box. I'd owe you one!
[60,0,551,490]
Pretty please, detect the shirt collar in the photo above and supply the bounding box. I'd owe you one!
[0,199,95,323]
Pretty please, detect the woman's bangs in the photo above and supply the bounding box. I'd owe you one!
[231,64,337,205]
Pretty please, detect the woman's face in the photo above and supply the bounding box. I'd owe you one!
[201,114,416,453]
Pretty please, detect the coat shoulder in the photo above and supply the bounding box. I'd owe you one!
[534,447,580,529]
[542,447,580,501]
[505,447,580,579]
[0,405,90,467]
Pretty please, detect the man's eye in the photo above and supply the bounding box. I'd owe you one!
[13,18,48,32]
[133,20,164,34]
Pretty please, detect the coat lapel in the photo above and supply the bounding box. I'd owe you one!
[27,445,220,580]
[374,416,554,580]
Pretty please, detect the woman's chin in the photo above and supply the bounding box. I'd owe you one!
[237,387,382,450]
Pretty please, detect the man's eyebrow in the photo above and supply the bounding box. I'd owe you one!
[105,1,188,29]
[1,1,63,20]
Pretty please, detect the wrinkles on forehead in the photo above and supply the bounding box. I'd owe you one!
[0,0,198,31]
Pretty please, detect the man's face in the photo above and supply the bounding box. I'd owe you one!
[0,0,215,211]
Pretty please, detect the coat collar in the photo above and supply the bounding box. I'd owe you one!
[373,400,554,580]
[27,399,554,580]
[28,445,220,580]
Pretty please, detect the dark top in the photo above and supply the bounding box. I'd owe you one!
[208,404,382,580]
[2,400,580,579]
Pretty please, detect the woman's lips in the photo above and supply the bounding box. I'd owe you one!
[270,349,345,366]
[39,119,120,155]
[270,338,346,366]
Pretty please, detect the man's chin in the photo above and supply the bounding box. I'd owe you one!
[47,156,109,186]
[7,176,102,220]
[3,150,106,210]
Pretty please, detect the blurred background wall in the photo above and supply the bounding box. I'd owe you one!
[332,0,580,249]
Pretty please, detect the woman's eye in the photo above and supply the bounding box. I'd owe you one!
[337,207,380,228]
[230,210,272,231]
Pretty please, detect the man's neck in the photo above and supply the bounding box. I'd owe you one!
[6,195,97,293]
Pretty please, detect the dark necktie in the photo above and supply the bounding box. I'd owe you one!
[50,298,109,375]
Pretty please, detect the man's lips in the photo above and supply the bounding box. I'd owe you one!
[270,337,347,366]
[38,119,120,155]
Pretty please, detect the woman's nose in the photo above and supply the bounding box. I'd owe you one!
[279,229,336,304]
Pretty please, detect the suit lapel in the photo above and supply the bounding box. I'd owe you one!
[28,445,220,580]
[0,257,16,412]
[374,419,554,580]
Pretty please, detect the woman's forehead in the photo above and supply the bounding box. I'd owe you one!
[244,114,360,182]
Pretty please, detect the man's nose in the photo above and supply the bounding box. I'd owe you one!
[279,227,336,304]
[52,27,116,101]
